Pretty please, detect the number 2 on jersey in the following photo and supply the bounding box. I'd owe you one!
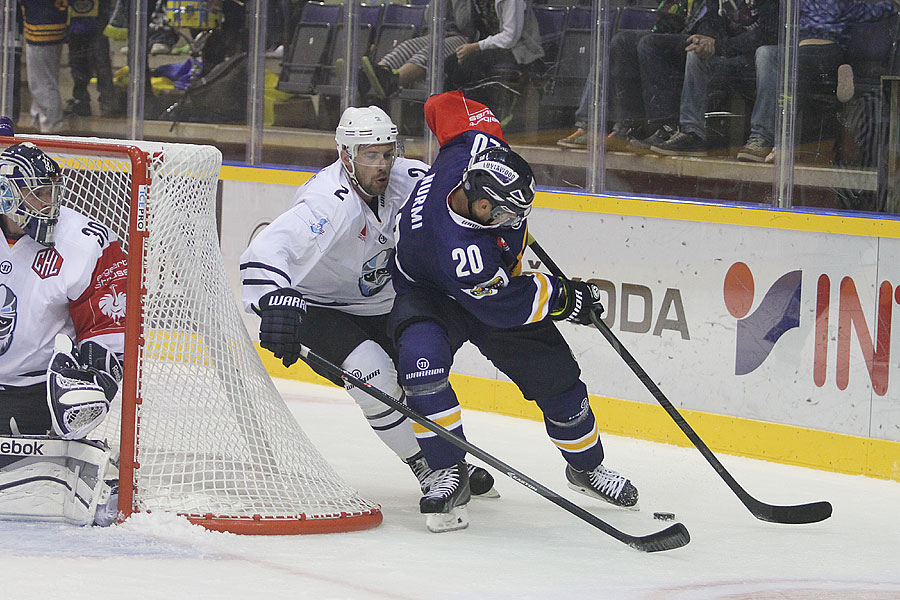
[452,245,483,277]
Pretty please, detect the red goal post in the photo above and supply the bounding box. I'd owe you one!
[4,134,382,534]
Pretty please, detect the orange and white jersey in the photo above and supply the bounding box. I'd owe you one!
[0,207,126,387]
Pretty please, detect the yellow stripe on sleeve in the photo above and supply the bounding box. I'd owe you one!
[527,272,552,323]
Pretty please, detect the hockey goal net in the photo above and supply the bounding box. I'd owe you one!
[11,135,382,534]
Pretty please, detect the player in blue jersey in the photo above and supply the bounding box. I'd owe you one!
[390,91,639,533]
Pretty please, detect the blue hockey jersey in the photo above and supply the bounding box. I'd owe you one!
[392,92,563,329]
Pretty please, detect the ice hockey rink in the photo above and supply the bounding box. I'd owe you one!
[2,378,899,600]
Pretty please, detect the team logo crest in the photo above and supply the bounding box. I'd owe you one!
[310,218,329,235]
[32,247,63,279]
[98,285,126,323]
[358,249,393,297]
[0,284,17,355]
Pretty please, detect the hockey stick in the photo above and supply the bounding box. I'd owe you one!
[527,234,832,525]
[297,344,690,552]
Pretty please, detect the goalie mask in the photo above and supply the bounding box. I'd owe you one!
[0,142,64,247]
[335,106,401,197]
[462,146,535,229]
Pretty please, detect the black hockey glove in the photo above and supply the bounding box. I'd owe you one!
[78,339,124,402]
[255,288,307,367]
[550,279,604,326]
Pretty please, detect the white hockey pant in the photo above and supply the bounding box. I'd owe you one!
[342,340,420,461]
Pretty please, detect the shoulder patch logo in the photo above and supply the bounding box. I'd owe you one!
[32,247,63,279]
[462,268,509,299]
[310,218,329,235]
[98,285,126,323]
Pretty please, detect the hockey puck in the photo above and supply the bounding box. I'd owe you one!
[653,512,675,521]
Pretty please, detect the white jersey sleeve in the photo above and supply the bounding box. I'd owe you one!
[240,157,428,317]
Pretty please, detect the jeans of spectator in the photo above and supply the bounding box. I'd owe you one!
[679,50,752,140]
[637,33,690,125]
[25,42,64,133]
[750,43,844,146]
[575,29,651,130]
[69,29,117,111]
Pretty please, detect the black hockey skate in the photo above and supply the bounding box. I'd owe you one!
[406,451,499,498]
[566,464,639,509]
[419,461,471,533]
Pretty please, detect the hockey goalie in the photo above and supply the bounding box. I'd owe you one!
[0,130,124,527]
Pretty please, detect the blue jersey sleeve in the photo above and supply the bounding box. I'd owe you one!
[436,224,562,329]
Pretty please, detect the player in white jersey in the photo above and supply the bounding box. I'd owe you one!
[240,106,497,497]
[0,138,125,526]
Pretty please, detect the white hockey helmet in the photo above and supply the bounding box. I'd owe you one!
[335,106,400,191]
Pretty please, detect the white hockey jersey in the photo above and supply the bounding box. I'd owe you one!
[0,207,127,388]
[240,157,429,316]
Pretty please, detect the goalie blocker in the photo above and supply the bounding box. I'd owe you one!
[0,436,118,526]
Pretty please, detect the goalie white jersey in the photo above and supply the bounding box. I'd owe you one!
[240,157,428,316]
[0,207,127,387]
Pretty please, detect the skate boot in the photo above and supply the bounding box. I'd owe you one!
[406,452,499,498]
[419,461,471,532]
[566,464,639,509]
[93,479,119,527]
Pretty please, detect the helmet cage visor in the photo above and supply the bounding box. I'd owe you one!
[487,202,531,228]
[0,174,63,245]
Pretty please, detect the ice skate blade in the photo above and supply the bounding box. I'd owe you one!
[425,506,469,533]
[473,486,500,500]
[567,482,640,511]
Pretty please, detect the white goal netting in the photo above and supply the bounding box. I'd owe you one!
[24,135,381,533]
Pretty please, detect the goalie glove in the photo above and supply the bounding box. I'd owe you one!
[46,334,112,440]
[550,279,605,326]
[78,339,124,402]
[253,287,307,367]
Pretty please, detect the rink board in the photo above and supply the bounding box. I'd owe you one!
[219,165,900,481]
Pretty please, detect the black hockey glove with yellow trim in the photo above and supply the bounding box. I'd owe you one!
[254,288,307,367]
[550,278,604,326]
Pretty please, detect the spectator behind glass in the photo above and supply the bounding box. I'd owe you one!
[736,0,898,163]
[359,0,472,103]
[558,0,718,151]
[66,0,125,118]
[641,0,779,157]
[22,0,68,133]
[444,0,544,90]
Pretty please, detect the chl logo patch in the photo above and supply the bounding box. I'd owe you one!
[32,247,63,279]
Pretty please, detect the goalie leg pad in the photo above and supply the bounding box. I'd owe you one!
[0,436,115,526]
[47,334,111,440]
[342,340,420,461]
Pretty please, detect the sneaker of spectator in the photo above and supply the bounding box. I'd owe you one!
[606,122,654,152]
[650,130,707,156]
[557,128,588,149]
[631,123,677,151]
[150,42,172,55]
[63,98,91,117]
[736,136,774,162]
[836,64,854,103]
[266,45,284,59]
[360,56,399,100]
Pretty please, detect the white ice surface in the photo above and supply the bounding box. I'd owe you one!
[3,378,899,600]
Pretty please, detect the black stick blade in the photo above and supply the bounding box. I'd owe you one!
[751,500,833,524]
[628,522,691,553]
